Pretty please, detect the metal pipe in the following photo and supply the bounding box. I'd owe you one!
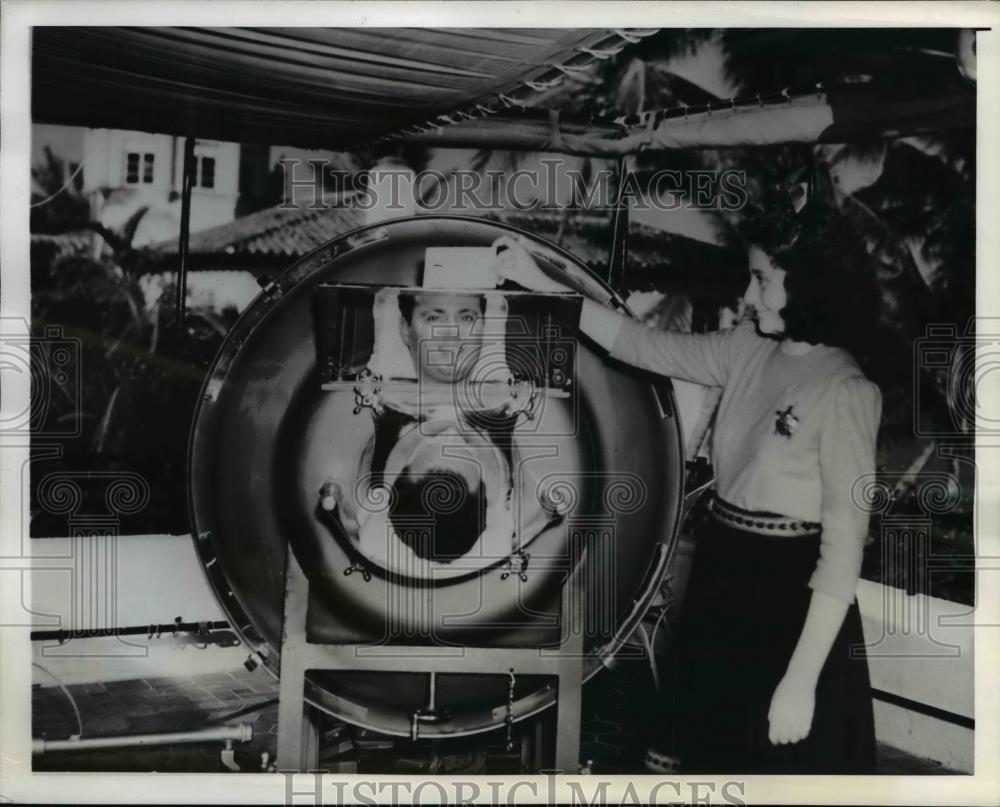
[176,135,196,330]
[33,723,252,755]
[30,619,230,643]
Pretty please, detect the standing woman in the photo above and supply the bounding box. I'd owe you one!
[492,206,882,774]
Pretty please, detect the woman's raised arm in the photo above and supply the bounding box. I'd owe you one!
[492,234,745,388]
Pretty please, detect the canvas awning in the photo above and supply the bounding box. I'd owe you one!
[32,27,974,155]
[31,26,655,150]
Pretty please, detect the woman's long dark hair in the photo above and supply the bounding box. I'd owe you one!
[741,201,884,380]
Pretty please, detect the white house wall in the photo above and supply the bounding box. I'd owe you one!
[81,129,240,248]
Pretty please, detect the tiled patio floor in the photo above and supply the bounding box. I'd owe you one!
[32,666,965,774]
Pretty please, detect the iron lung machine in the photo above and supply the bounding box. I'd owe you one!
[187,216,685,769]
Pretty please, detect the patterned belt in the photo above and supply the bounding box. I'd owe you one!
[708,494,821,537]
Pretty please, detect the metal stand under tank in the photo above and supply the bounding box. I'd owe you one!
[275,548,588,773]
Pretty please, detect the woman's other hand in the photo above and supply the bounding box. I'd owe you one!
[491,235,570,293]
[767,673,816,745]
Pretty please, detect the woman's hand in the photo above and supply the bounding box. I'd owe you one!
[491,235,570,293]
[767,673,816,745]
[768,589,850,745]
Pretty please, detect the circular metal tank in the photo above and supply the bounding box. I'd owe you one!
[189,215,684,737]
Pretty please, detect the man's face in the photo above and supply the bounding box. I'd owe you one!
[400,292,484,383]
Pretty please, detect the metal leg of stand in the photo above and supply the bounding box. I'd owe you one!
[550,552,585,774]
[276,690,320,773]
[275,544,590,773]
[553,670,583,772]
[532,714,546,773]
[277,552,319,771]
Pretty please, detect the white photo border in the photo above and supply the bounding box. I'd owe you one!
[2,2,998,804]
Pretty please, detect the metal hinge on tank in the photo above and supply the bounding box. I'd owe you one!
[500,549,531,582]
[343,560,373,582]
[352,369,384,415]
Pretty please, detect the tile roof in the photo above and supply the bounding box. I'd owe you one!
[149,202,734,274]
[36,203,740,296]
[156,204,367,259]
[482,209,739,277]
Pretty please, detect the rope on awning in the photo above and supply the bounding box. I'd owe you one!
[576,91,834,153]
[378,28,659,143]
[401,74,972,155]
[402,88,834,154]
[613,29,660,44]
[612,85,821,129]
[578,44,628,61]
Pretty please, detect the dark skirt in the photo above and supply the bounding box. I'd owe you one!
[665,512,877,774]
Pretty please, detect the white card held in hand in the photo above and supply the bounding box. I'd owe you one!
[423,246,498,289]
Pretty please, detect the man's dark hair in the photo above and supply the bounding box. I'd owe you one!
[398,292,487,324]
[389,469,486,563]
[397,292,417,324]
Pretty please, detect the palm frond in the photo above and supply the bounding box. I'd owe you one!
[120,205,151,248]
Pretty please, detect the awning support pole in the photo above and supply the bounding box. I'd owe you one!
[606,155,633,292]
[176,136,196,330]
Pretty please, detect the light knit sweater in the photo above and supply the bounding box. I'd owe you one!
[593,314,882,604]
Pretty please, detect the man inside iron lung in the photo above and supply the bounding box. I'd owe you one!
[319,289,566,572]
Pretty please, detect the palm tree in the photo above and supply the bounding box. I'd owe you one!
[30,146,90,234]
[30,207,229,535]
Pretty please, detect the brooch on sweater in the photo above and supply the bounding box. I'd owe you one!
[774,405,800,437]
